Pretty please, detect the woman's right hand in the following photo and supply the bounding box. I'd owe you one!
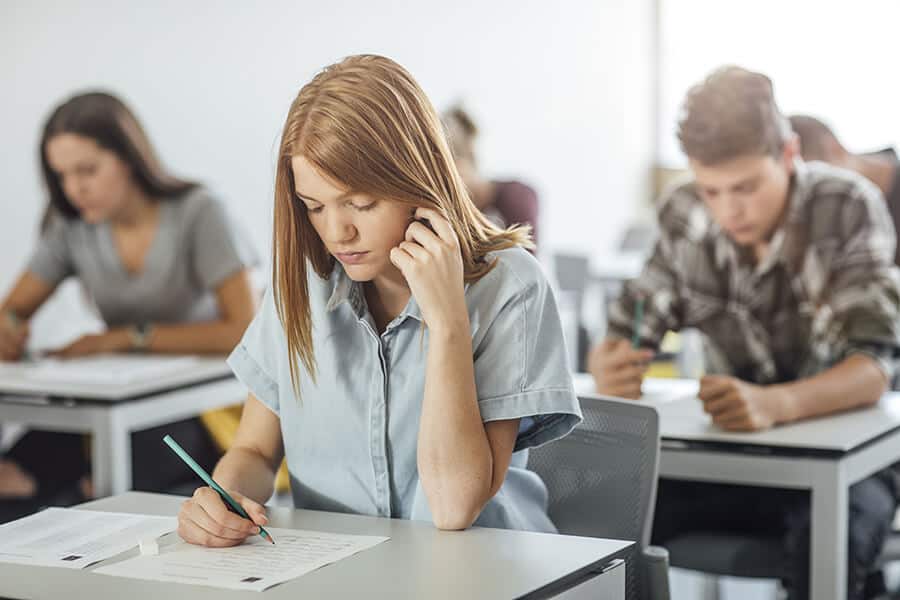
[588,338,654,400]
[177,486,269,547]
[0,317,29,362]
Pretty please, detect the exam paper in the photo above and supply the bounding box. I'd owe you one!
[95,527,389,591]
[0,508,176,569]
[10,355,199,385]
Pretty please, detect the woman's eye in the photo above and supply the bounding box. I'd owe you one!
[354,203,376,212]
[307,205,323,214]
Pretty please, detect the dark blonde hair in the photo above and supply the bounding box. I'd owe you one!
[273,55,532,393]
[677,66,792,165]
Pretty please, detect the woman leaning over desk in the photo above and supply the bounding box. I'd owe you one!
[178,54,581,546]
[0,91,257,521]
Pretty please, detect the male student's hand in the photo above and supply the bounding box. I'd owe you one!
[178,486,269,548]
[588,338,654,399]
[698,375,790,431]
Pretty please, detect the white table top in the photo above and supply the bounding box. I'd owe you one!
[573,373,900,453]
[0,355,233,402]
[0,492,632,600]
[589,252,647,282]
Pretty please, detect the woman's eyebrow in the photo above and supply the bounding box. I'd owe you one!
[294,190,354,204]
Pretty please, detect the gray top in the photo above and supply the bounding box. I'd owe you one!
[228,247,582,533]
[0,492,631,600]
[27,188,255,327]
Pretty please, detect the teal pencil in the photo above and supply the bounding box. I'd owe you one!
[631,297,645,349]
[163,434,275,544]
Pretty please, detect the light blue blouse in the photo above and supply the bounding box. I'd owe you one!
[227,247,581,532]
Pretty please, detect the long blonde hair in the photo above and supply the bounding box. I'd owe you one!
[273,54,533,393]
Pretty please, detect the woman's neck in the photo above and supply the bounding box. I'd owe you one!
[111,186,157,227]
[365,267,411,332]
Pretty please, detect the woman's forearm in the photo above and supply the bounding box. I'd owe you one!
[143,321,248,354]
[212,446,277,505]
[104,320,247,355]
[417,320,493,530]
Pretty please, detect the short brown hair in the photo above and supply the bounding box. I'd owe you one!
[677,66,791,165]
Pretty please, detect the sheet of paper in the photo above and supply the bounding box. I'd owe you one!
[95,527,389,591]
[0,508,176,569]
[7,355,199,385]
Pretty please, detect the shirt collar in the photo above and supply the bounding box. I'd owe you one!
[325,265,424,324]
[326,266,364,315]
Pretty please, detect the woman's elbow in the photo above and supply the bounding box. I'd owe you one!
[427,488,488,531]
[432,505,481,531]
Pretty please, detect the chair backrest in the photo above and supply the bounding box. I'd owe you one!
[528,394,661,600]
[553,253,591,299]
[617,223,658,254]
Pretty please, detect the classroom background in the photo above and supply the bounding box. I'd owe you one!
[5,1,900,599]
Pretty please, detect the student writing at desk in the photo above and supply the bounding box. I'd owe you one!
[0,92,257,521]
[588,67,900,600]
[177,55,580,547]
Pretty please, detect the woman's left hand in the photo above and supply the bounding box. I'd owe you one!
[47,330,130,358]
[390,207,467,333]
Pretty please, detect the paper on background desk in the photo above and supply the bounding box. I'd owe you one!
[4,355,199,385]
[0,508,175,569]
[95,527,390,591]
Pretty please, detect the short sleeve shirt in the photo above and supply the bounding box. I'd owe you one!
[27,188,256,327]
[228,247,581,532]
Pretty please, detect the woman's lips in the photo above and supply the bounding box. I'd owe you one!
[335,251,369,265]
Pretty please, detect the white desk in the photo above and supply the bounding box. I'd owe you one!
[0,357,245,497]
[574,373,900,600]
[0,492,631,599]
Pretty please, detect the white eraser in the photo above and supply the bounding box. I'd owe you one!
[139,536,159,556]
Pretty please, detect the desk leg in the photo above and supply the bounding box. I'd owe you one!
[91,410,132,498]
[810,463,848,600]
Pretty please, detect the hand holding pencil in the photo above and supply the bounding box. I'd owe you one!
[166,435,275,547]
[588,338,654,399]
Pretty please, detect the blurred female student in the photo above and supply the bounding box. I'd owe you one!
[0,92,257,520]
[177,54,580,546]
[443,105,540,249]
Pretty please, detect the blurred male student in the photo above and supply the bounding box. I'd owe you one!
[589,66,900,599]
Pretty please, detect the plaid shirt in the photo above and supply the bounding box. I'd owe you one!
[608,161,900,384]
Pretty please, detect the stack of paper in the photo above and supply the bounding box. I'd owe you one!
[15,355,200,386]
[0,507,390,592]
[0,508,176,569]
[96,527,389,591]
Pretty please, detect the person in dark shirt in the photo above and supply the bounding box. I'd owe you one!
[789,114,900,265]
[443,106,539,250]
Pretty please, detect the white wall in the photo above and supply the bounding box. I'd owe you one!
[0,1,656,312]
[658,0,900,166]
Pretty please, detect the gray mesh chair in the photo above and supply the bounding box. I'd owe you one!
[528,394,671,600]
[553,253,591,320]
